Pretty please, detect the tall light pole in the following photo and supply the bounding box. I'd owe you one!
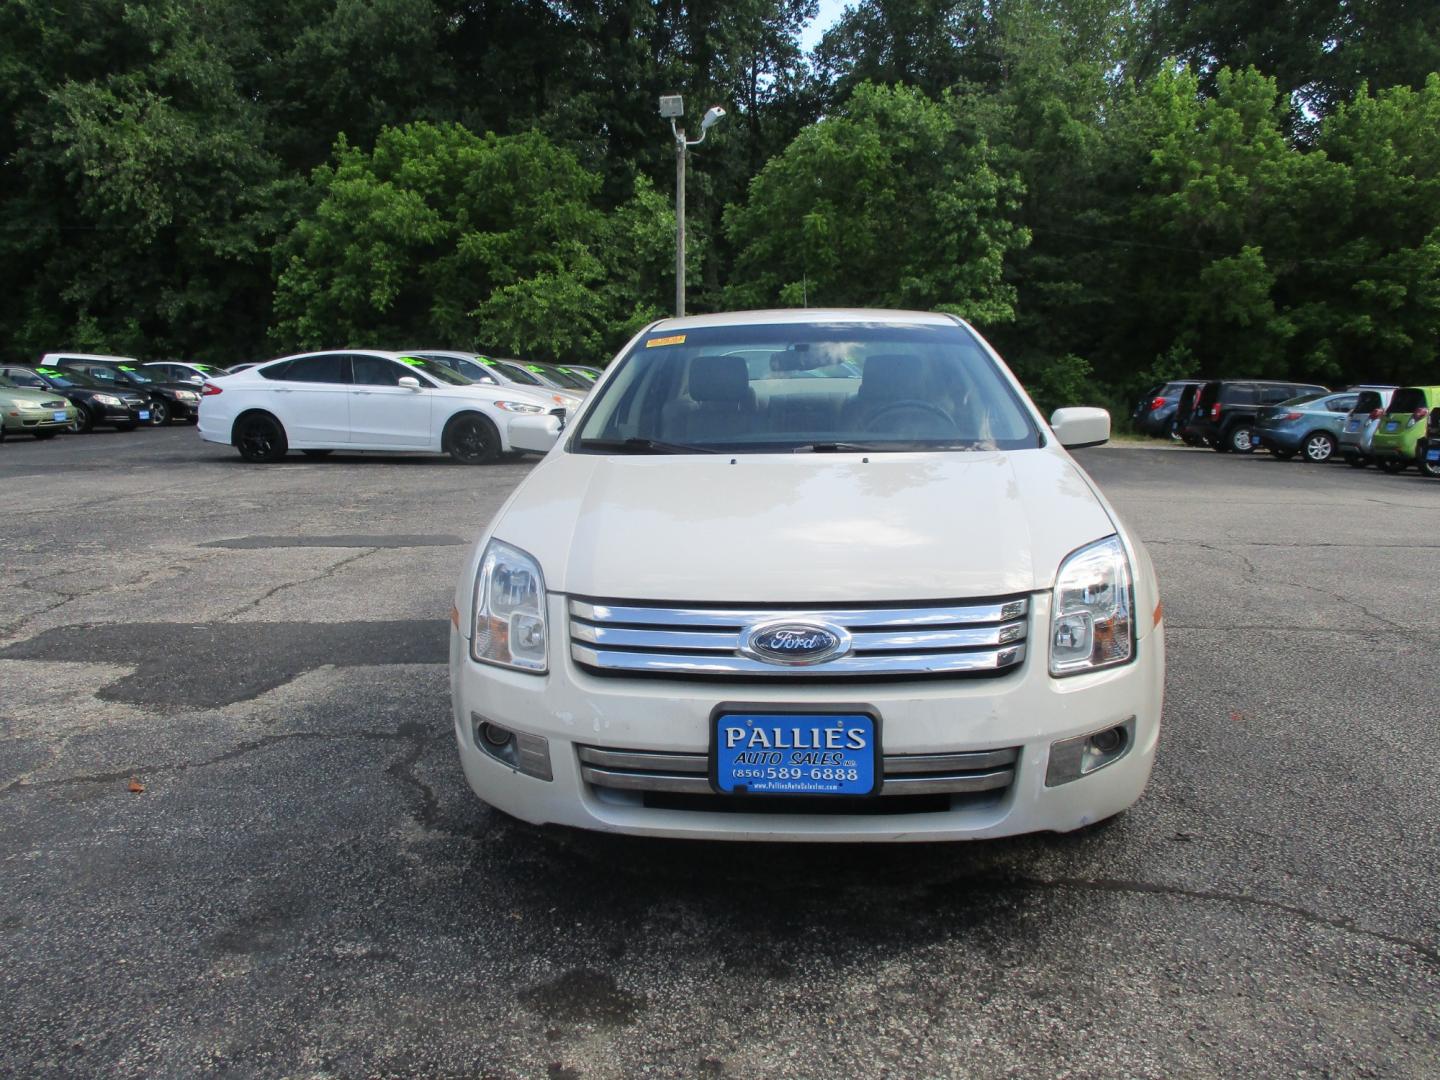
[659,95,726,317]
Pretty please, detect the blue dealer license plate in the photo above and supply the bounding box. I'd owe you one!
[52,410,68,422]
[712,712,878,796]
[138,410,150,421]
[1428,449,1440,462]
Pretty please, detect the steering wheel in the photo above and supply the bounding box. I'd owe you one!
[862,399,960,435]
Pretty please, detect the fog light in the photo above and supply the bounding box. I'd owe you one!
[1045,717,1135,787]
[471,714,553,781]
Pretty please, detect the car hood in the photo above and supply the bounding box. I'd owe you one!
[439,384,574,410]
[490,448,1118,602]
[2,387,72,407]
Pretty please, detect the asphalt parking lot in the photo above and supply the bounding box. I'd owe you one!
[2,428,1438,1077]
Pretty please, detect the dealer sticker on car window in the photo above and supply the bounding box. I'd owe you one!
[646,335,686,348]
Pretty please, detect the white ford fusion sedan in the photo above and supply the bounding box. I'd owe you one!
[450,310,1163,841]
[197,350,565,463]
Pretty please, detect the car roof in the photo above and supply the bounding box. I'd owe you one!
[645,308,957,333]
[46,353,139,363]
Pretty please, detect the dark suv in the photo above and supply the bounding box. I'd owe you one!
[1131,379,1207,438]
[1183,379,1330,453]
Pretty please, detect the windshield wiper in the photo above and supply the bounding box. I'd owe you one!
[581,438,719,455]
[790,442,886,453]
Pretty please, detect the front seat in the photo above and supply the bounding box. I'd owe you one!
[681,355,756,441]
[844,353,927,429]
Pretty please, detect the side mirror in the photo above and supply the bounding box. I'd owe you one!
[397,376,421,390]
[508,413,563,454]
[1050,407,1110,449]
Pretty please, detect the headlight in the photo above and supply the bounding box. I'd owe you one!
[176,390,199,401]
[1049,535,1134,677]
[471,539,547,672]
[94,394,122,406]
[492,400,545,413]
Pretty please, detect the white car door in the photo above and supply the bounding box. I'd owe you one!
[347,354,433,448]
[264,354,350,444]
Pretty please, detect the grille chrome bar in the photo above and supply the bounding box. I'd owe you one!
[579,745,1020,799]
[570,598,1027,629]
[570,596,1029,679]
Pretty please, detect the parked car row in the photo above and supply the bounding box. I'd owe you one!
[197,349,597,464]
[1131,378,1440,476]
[1,349,601,456]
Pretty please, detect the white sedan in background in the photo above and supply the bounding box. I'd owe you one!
[197,350,564,464]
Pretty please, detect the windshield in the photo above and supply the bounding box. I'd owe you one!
[492,360,543,386]
[540,365,590,390]
[574,321,1039,453]
[34,367,100,388]
[394,355,471,386]
[1278,393,1326,407]
[96,365,153,384]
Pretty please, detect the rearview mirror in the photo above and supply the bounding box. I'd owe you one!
[1050,407,1110,449]
[508,413,563,454]
[397,376,421,390]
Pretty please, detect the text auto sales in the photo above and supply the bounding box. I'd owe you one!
[721,722,868,766]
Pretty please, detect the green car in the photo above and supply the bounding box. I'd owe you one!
[1370,385,1440,475]
[0,373,78,441]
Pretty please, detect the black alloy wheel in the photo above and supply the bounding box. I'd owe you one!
[74,405,95,433]
[446,414,500,464]
[148,399,169,426]
[235,413,288,463]
[1302,431,1336,463]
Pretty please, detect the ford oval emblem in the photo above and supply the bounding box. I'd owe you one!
[740,619,852,666]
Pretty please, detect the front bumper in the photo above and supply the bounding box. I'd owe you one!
[4,410,76,433]
[449,593,1163,842]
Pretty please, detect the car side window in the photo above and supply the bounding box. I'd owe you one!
[351,355,403,387]
[8,370,44,387]
[1329,395,1357,413]
[1258,387,1292,404]
[281,355,350,384]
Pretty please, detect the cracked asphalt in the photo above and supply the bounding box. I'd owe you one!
[2,427,1438,1077]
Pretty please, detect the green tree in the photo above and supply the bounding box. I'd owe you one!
[271,122,677,361]
[723,83,1028,320]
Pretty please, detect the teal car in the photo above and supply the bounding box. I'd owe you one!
[1371,386,1440,475]
[0,373,78,440]
[1250,391,1358,462]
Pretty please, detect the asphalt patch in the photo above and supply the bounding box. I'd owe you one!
[202,535,465,549]
[0,620,449,707]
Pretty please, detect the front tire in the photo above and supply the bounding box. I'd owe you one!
[1226,426,1255,454]
[148,400,169,426]
[234,412,288,463]
[75,407,96,433]
[1302,431,1336,463]
[445,413,500,465]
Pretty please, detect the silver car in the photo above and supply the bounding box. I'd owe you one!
[1339,386,1397,467]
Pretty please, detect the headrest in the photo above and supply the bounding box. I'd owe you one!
[858,353,925,399]
[689,355,750,402]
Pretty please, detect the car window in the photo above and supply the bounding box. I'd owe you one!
[454,358,498,384]
[1354,390,1385,414]
[1389,388,1427,414]
[5,369,45,388]
[1278,393,1326,407]
[111,365,154,383]
[394,355,468,386]
[575,321,1039,453]
[280,355,350,384]
[1258,387,1293,405]
[1328,394,1357,413]
[351,354,403,386]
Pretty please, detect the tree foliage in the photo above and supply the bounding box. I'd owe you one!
[1,0,1438,393]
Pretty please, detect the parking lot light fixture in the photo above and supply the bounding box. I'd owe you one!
[660,95,727,317]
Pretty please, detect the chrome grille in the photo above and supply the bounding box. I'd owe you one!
[568,597,1028,678]
[578,745,1019,799]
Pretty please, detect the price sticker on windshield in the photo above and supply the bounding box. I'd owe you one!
[646,335,686,348]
